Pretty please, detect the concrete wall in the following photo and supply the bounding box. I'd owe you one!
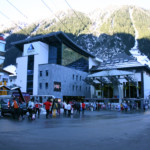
[16,56,28,92]
[16,41,49,94]
[38,64,90,100]
[143,71,150,99]
[33,42,49,95]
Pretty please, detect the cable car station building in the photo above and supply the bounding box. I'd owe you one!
[12,32,101,102]
[86,53,150,107]
[12,32,150,105]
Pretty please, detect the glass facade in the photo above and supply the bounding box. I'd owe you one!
[48,44,61,65]
[48,46,57,64]
[27,55,34,95]
[62,44,89,72]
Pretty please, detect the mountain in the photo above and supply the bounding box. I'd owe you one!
[1,5,150,67]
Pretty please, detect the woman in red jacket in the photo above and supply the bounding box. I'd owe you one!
[44,99,51,119]
[82,102,86,114]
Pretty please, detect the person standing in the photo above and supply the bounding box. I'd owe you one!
[12,98,19,119]
[63,101,67,116]
[67,102,72,117]
[82,102,86,114]
[44,99,51,119]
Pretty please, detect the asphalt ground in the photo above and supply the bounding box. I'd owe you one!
[0,110,150,150]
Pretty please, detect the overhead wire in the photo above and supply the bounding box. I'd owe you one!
[64,0,91,34]
[41,0,71,33]
[0,10,22,30]
[6,0,28,19]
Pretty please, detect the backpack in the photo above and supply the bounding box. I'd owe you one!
[14,101,19,109]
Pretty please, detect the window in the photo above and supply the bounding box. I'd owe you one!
[40,71,42,77]
[39,83,42,89]
[80,86,81,91]
[45,82,48,89]
[73,74,74,80]
[76,75,78,81]
[73,85,74,91]
[76,85,78,91]
[80,76,82,81]
[54,82,61,92]
[46,70,48,76]
[3,78,8,82]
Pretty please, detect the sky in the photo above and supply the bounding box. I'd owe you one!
[0,0,150,25]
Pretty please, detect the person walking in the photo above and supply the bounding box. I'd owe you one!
[27,98,35,120]
[12,98,19,119]
[19,101,24,120]
[35,100,42,118]
[44,99,51,119]
[57,101,61,115]
[52,99,58,118]
[77,102,80,114]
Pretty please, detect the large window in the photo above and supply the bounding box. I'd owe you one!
[54,82,61,92]
[48,46,57,64]
[27,55,34,95]
[62,44,89,72]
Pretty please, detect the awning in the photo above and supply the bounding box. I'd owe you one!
[88,69,134,78]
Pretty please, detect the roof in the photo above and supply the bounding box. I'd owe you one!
[91,53,149,71]
[0,69,13,75]
[0,85,10,90]
[11,31,95,58]
[88,69,134,78]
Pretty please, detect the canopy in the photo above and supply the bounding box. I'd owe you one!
[88,69,134,78]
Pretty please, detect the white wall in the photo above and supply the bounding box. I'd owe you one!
[144,71,150,99]
[16,56,28,92]
[134,72,141,81]
[16,41,49,94]
[33,42,49,95]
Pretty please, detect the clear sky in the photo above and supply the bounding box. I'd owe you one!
[0,0,150,25]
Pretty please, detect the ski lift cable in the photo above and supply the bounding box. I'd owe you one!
[64,0,91,34]
[41,0,71,33]
[6,0,28,19]
[0,10,23,30]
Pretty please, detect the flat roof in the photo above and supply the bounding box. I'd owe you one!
[12,31,95,58]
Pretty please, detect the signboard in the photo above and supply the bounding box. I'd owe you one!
[54,82,61,92]
[23,43,38,56]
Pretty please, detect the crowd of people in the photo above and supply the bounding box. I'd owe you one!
[1,96,149,120]
[25,98,87,120]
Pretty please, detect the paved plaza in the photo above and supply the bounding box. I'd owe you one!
[0,110,150,150]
